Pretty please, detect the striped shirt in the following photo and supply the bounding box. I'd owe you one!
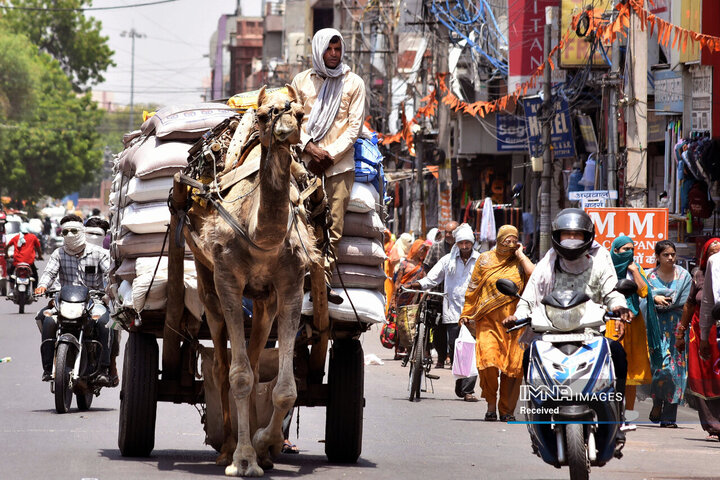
[38,244,111,291]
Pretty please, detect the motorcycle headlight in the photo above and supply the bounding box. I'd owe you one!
[545,303,586,331]
[59,301,84,320]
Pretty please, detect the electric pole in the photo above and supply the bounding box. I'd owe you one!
[625,4,648,207]
[121,28,145,132]
[606,2,621,207]
[539,8,553,257]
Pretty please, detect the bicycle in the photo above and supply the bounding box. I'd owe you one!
[398,287,446,402]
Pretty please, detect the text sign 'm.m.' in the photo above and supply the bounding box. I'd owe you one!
[585,208,669,268]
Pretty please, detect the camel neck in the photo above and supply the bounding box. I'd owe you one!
[252,144,292,248]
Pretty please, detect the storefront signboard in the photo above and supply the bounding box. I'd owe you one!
[496,113,528,152]
[576,114,598,153]
[690,65,713,133]
[523,96,577,158]
[585,207,669,268]
[654,70,683,114]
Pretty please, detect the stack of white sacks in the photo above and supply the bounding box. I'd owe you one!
[301,134,388,325]
[108,104,237,319]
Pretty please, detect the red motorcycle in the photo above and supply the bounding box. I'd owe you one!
[8,262,36,314]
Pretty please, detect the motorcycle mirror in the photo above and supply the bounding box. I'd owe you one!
[614,279,638,297]
[496,279,520,297]
[712,302,720,321]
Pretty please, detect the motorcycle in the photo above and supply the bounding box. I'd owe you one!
[497,278,637,480]
[8,261,36,313]
[39,286,109,414]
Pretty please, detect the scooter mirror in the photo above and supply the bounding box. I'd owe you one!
[712,302,720,321]
[614,279,638,297]
[496,279,520,297]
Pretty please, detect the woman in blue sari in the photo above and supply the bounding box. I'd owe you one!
[646,240,692,427]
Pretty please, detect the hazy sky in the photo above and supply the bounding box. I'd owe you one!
[91,0,261,108]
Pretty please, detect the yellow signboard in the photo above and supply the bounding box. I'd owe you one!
[679,0,701,64]
[560,0,613,67]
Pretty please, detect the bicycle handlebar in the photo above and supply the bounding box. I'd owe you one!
[399,287,446,297]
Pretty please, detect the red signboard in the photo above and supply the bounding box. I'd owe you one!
[508,0,559,90]
[585,208,669,268]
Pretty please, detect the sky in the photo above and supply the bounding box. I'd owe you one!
[90,0,261,109]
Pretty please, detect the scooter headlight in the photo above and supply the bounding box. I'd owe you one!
[545,303,586,332]
[59,301,84,320]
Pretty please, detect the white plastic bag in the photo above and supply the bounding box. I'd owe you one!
[452,324,478,380]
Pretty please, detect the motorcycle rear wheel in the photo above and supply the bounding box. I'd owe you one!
[17,290,26,314]
[54,343,75,414]
[566,423,590,480]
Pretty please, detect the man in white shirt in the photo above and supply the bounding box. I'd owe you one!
[404,223,480,401]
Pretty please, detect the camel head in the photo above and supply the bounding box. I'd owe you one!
[256,85,303,147]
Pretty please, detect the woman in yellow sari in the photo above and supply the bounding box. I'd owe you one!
[460,225,534,422]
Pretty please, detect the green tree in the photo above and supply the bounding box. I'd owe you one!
[0,25,103,202]
[1,0,114,90]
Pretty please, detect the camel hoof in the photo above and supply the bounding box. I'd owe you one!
[258,455,274,471]
[252,428,283,462]
[225,463,264,477]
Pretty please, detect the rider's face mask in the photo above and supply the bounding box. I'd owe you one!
[61,222,86,255]
[85,227,106,248]
[560,238,585,249]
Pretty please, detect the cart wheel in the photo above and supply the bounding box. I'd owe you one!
[325,338,364,463]
[118,332,158,457]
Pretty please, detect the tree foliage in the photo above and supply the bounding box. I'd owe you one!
[1,0,115,90]
[0,24,103,202]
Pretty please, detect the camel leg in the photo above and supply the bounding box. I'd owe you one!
[217,274,263,478]
[245,297,276,467]
[253,278,302,466]
[195,261,236,466]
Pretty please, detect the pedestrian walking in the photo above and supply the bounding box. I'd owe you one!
[606,236,653,429]
[459,225,534,421]
[679,238,720,439]
[423,221,459,368]
[646,240,692,427]
[404,223,480,401]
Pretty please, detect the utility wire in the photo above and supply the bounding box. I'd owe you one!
[0,0,178,11]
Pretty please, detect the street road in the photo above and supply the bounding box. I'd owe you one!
[1,262,718,479]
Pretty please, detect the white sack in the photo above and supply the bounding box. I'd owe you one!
[302,288,385,324]
[336,237,386,266]
[330,264,387,290]
[342,211,385,238]
[347,181,379,213]
[120,202,170,234]
[126,176,173,204]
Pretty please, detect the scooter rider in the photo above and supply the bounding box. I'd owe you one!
[503,209,632,434]
[6,223,43,294]
[34,214,114,386]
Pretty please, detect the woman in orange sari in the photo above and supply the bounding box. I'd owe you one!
[393,239,431,309]
[459,225,534,422]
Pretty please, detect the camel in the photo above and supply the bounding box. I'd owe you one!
[183,86,319,476]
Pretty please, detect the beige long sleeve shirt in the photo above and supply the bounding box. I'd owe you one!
[290,68,366,177]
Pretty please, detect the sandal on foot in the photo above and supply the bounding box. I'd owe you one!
[464,394,479,402]
[660,422,678,428]
[649,405,662,424]
[484,412,497,421]
[281,440,299,454]
[500,414,516,422]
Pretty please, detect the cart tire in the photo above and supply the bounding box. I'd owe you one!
[325,338,364,463]
[408,323,425,402]
[118,332,158,457]
[54,343,75,414]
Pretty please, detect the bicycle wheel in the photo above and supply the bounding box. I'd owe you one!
[408,323,425,402]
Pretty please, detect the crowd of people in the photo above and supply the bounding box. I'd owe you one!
[382,210,720,437]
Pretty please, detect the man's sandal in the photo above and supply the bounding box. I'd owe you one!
[484,412,498,421]
[281,440,299,454]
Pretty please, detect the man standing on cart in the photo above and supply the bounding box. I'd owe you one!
[291,27,366,304]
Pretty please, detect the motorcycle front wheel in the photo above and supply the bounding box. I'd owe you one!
[17,290,26,314]
[566,423,590,480]
[54,343,76,414]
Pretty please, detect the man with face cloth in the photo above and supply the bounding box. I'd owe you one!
[35,214,114,386]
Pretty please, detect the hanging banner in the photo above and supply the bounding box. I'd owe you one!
[522,96,577,158]
[585,207,669,268]
[576,114,598,153]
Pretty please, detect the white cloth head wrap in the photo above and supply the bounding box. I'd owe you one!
[448,223,474,275]
[306,28,350,143]
[61,221,86,255]
[85,226,106,248]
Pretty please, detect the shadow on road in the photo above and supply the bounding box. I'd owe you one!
[99,449,377,477]
[30,407,116,414]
